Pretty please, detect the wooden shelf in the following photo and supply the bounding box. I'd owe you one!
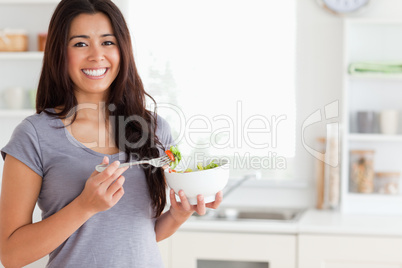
[0,52,43,60]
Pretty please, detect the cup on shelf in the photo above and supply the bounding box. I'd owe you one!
[374,172,400,195]
[2,86,25,109]
[37,32,47,52]
[379,109,399,135]
[356,111,376,133]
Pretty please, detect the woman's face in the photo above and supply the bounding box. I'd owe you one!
[67,12,120,98]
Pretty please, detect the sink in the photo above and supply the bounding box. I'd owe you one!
[191,207,305,222]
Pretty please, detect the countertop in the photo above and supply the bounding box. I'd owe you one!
[180,209,402,237]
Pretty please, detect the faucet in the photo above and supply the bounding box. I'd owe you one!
[223,171,262,198]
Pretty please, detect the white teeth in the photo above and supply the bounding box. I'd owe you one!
[82,68,107,77]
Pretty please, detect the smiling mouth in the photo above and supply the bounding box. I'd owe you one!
[82,68,108,77]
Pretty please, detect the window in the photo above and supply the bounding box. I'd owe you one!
[128,0,296,179]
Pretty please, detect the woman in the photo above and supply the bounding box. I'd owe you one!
[0,0,222,267]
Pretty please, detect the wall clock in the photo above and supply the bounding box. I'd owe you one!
[316,0,370,15]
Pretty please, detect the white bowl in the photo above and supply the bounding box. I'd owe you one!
[164,159,229,205]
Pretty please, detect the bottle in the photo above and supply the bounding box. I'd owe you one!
[350,150,375,194]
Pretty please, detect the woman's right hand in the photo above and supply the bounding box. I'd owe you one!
[77,156,128,215]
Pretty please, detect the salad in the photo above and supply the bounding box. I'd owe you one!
[164,145,219,173]
[165,145,182,170]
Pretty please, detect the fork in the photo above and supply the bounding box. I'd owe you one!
[95,155,172,172]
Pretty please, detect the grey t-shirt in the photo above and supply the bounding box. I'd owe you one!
[1,110,174,268]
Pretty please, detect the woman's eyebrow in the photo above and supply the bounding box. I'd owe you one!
[69,33,115,41]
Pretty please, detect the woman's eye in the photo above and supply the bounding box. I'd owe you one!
[73,42,87,47]
[103,41,115,46]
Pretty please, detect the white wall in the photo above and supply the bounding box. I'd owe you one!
[217,0,402,209]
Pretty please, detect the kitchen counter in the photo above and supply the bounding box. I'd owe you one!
[298,209,402,237]
[181,217,299,234]
[180,209,402,237]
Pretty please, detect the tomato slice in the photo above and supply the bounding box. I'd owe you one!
[165,150,175,161]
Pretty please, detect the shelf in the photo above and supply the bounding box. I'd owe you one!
[0,0,59,3]
[347,192,402,200]
[342,19,402,215]
[0,52,44,60]
[348,133,402,142]
[348,73,402,81]
[0,109,35,117]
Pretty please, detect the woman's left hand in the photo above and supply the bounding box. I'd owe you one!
[168,189,223,223]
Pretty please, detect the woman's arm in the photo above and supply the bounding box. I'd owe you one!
[0,155,127,268]
[154,189,222,242]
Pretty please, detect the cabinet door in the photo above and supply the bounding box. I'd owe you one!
[299,234,402,268]
[171,231,296,268]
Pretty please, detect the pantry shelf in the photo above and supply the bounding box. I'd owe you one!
[348,73,402,81]
[341,19,402,215]
[0,52,43,60]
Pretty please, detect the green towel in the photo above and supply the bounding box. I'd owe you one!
[348,62,402,74]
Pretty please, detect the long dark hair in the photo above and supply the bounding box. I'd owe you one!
[36,0,167,217]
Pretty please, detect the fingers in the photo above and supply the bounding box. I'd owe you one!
[94,160,125,184]
[169,189,180,210]
[111,184,125,203]
[106,175,125,196]
[177,190,191,211]
[162,164,170,170]
[102,156,109,165]
[169,189,193,212]
[195,195,206,215]
[206,191,223,209]
[100,164,128,190]
[89,156,110,177]
[169,190,223,217]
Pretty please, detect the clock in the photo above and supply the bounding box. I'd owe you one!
[316,0,370,15]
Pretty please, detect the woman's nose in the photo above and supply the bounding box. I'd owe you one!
[87,45,105,62]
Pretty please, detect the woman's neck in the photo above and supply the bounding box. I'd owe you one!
[70,92,109,122]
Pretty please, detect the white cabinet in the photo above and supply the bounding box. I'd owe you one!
[341,19,402,214]
[299,234,402,268]
[170,231,296,268]
[165,230,402,268]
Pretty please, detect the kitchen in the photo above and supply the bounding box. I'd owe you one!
[1,0,402,267]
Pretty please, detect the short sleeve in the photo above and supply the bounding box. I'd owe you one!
[1,118,43,177]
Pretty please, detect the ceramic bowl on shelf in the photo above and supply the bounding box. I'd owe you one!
[164,159,229,205]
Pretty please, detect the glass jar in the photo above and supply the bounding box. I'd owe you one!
[350,150,375,193]
[374,172,400,195]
